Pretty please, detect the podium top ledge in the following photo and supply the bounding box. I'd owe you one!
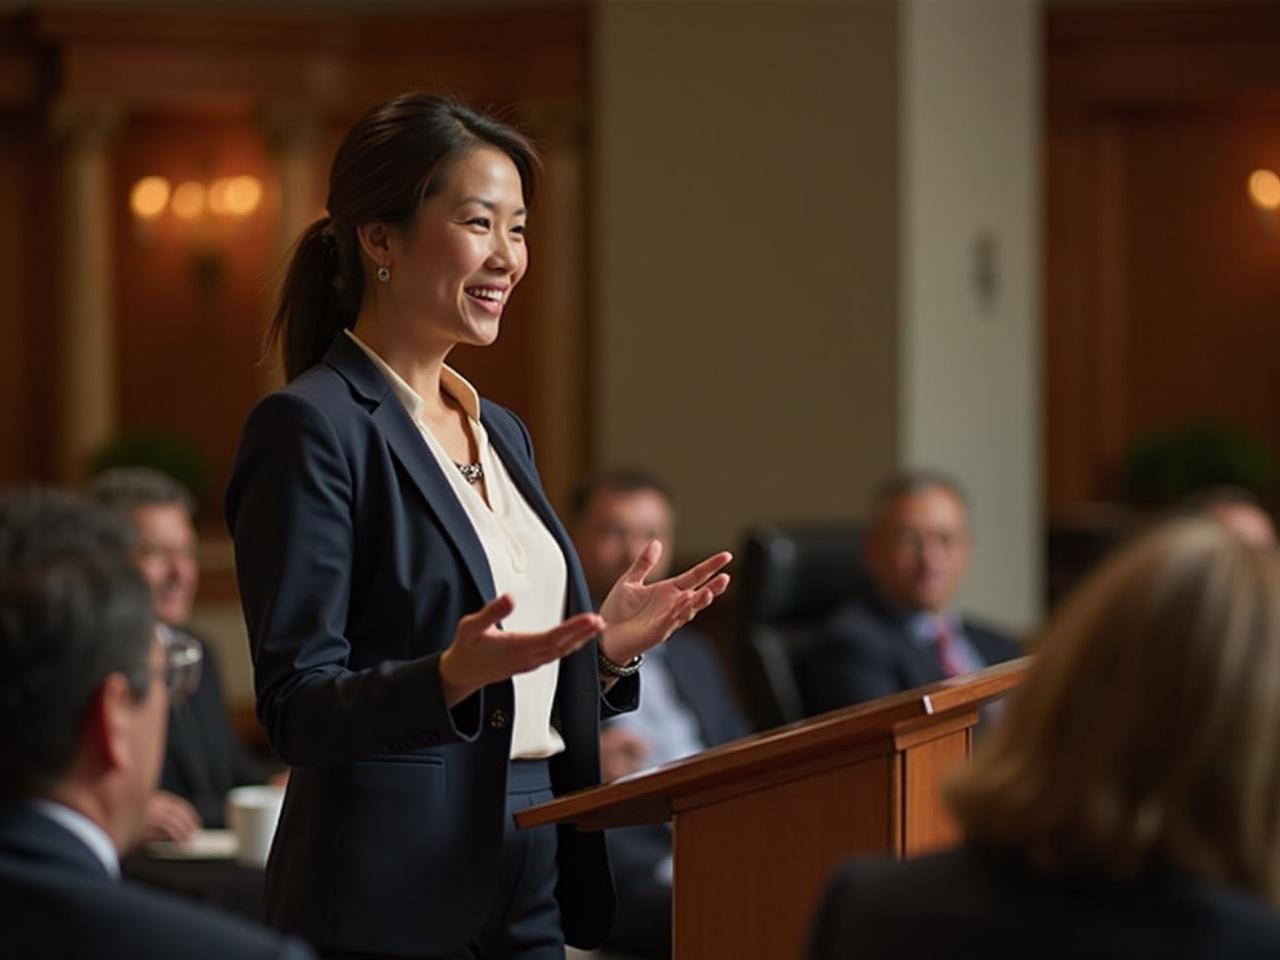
[517,656,1029,830]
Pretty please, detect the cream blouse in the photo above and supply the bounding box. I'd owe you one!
[346,329,567,759]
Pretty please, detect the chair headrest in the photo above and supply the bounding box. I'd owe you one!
[739,523,870,623]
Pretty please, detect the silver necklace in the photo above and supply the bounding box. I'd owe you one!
[456,462,484,484]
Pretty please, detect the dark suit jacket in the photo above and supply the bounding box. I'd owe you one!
[160,632,274,828]
[808,845,1280,960]
[225,333,637,956]
[0,802,312,960]
[603,629,749,959]
[800,592,1018,715]
[662,628,749,748]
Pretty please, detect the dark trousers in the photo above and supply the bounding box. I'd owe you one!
[319,759,563,960]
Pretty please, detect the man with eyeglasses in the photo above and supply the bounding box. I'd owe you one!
[799,471,1018,714]
[0,488,313,958]
[90,467,282,842]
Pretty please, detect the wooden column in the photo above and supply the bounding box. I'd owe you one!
[522,100,590,509]
[259,103,323,391]
[52,102,121,481]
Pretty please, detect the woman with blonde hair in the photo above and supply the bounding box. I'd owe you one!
[809,519,1280,959]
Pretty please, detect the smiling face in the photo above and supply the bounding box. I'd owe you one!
[130,503,198,628]
[381,145,528,351]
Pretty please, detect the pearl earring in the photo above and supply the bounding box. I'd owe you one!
[377,265,391,283]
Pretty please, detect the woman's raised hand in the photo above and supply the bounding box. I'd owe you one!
[438,594,604,707]
[598,541,732,666]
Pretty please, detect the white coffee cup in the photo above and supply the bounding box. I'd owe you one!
[225,784,284,868]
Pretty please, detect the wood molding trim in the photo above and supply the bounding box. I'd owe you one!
[7,3,589,111]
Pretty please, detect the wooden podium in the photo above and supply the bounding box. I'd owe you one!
[517,658,1027,959]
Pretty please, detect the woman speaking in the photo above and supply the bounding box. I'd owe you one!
[226,93,731,960]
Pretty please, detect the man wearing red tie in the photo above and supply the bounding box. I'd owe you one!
[800,471,1019,714]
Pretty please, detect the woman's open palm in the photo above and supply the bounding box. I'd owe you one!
[598,541,732,664]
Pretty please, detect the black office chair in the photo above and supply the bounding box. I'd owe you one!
[736,523,870,731]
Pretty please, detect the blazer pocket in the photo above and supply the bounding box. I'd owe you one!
[330,757,457,951]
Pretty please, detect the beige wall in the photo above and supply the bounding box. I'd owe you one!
[592,0,902,552]
[900,0,1041,627]
[593,0,1041,629]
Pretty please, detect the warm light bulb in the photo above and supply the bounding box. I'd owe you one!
[171,181,206,220]
[130,176,170,219]
[223,175,262,216]
[207,178,233,216]
[1248,169,1280,212]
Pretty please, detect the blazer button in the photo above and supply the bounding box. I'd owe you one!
[489,708,509,730]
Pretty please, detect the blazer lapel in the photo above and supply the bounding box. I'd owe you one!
[323,335,497,603]
[900,634,947,687]
[869,592,947,687]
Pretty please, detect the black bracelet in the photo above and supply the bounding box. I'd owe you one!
[598,650,643,678]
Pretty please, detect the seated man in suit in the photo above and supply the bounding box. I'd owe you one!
[0,488,312,958]
[801,470,1018,713]
[90,468,279,841]
[570,469,749,960]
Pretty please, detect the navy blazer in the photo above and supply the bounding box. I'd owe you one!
[226,333,636,955]
[0,802,312,959]
[800,591,1019,715]
[809,845,1280,960]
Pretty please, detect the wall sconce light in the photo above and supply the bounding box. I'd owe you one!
[208,176,263,217]
[128,173,265,296]
[171,180,207,221]
[1248,169,1280,214]
[129,174,262,223]
[130,176,171,219]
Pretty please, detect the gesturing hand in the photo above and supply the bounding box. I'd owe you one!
[138,790,202,845]
[598,542,732,665]
[438,594,605,708]
[600,725,652,782]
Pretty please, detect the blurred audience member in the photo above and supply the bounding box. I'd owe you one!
[801,471,1017,713]
[0,488,312,958]
[809,520,1280,960]
[90,468,279,839]
[570,469,748,959]
[1185,486,1276,548]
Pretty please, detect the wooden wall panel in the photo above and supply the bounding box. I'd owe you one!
[0,120,31,484]
[0,117,60,486]
[1123,112,1280,453]
[112,113,278,520]
[1046,2,1280,511]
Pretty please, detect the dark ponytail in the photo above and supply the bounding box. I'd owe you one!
[269,93,541,382]
[270,216,357,383]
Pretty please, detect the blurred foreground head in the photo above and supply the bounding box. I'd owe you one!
[0,488,167,852]
[950,519,1280,902]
